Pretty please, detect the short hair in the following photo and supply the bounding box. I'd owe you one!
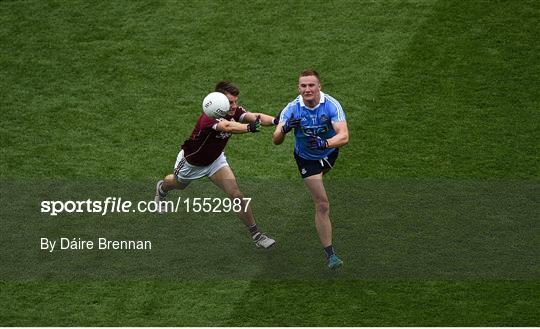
[299,69,321,82]
[215,81,240,96]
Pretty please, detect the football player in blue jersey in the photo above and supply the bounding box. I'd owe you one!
[272,69,349,269]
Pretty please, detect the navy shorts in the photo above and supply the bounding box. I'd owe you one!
[294,148,339,178]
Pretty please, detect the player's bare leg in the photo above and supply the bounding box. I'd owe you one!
[303,173,332,246]
[303,173,343,269]
[209,166,275,248]
[209,166,254,225]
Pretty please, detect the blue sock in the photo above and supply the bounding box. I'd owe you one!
[324,245,335,259]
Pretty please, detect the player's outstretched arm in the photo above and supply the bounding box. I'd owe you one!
[216,118,260,134]
[242,112,276,126]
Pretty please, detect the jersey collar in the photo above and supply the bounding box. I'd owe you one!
[299,91,326,109]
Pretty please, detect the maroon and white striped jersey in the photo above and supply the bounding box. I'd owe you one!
[180,107,247,166]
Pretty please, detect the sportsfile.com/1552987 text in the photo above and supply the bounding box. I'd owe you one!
[40,197,252,216]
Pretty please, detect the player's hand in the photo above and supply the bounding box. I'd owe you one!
[308,136,328,149]
[247,115,261,133]
[282,117,301,133]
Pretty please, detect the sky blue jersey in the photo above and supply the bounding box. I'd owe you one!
[280,92,346,160]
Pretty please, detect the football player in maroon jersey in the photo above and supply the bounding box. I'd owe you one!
[155,81,278,248]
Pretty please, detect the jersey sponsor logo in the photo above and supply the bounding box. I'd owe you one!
[216,131,232,139]
[301,125,329,137]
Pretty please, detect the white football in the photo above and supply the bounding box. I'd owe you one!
[202,92,230,119]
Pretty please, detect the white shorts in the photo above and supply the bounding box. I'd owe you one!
[173,149,229,182]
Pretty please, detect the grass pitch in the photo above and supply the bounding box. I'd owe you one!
[1,0,539,326]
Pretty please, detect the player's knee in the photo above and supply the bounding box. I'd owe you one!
[163,175,175,188]
[164,174,175,184]
[228,188,244,200]
[315,199,330,215]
